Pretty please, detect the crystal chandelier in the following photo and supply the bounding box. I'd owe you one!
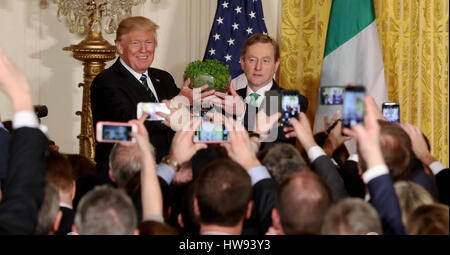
[53,0,146,34]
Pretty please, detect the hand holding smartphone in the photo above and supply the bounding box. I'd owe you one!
[382,102,400,124]
[193,122,230,143]
[342,86,366,130]
[96,121,137,143]
[280,90,301,127]
[137,102,170,121]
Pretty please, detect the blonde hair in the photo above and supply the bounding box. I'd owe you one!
[394,181,434,226]
[116,16,159,46]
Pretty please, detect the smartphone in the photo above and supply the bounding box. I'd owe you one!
[193,122,230,143]
[137,102,170,121]
[96,121,137,143]
[342,86,366,129]
[382,102,400,124]
[280,90,300,127]
[320,86,345,105]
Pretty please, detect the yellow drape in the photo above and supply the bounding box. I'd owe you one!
[279,0,449,166]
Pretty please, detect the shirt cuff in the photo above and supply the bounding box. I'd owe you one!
[348,154,359,162]
[307,146,326,162]
[429,161,447,175]
[362,164,389,184]
[156,163,176,185]
[142,214,165,223]
[248,165,271,186]
[12,111,39,129]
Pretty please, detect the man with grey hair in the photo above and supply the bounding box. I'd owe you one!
[73,185,138,235]
[321,198,383,235]
[109,143,142,188]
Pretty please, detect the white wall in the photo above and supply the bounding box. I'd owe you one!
[0,0,281,154]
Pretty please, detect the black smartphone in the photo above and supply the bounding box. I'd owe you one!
[193,122,230,143]
[280,90,300,127]
[382,102,400,124]
[342,86,366,129]
[320,86,345,105]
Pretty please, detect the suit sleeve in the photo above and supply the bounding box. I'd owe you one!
[365,169,406,235]
[0,127,48,234]
[311,155,349,202]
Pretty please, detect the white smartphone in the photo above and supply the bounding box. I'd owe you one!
[137,102,170,121]
[96,121,137,143]
[193,122,230,143]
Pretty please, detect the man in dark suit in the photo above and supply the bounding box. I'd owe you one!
[213,34,308,151]
[91,16,213,185]
[0,46,48,234]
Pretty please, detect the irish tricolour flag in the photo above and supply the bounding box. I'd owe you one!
[314,0,388,133]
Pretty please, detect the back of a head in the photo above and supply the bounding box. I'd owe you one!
[262,143,309,185]
[378,120,413,181]
[116,16,159,43]
[138,220,181,235]
[394,181,434,226]
[277,171,332,234]
[75,185,137,235]
[406,203,449,235]
[65,153,97,180]
[45,150,74,194]
[321,198,382,235]
[196,159,252,227]
[35,182,60,235]
[109,143,141,188]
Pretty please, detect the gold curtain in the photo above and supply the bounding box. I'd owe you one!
[279,0,449,166]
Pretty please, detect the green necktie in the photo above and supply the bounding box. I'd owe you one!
[249,93,260,107]
[140,74,156,102]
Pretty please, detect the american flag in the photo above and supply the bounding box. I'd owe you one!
[203,0,268,79]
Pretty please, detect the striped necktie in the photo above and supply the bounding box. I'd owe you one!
[140,74,157,102]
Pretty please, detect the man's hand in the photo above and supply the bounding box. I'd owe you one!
[285,112,317,151]
[323,120,351,156]
[221,116,261,171]
[212,83,246,116]
[399,122,436,166]
[323,111,340,133]
[176,78,216,105]
[342,96,384,170]
[169,119,208,165]
[0,46,32,112]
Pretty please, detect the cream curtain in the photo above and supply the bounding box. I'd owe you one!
[279,0,449,166]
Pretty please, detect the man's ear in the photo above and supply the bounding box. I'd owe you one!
[51,210,63,235]
[274,58,280,73]
[71,180,76,201]
[108,169,116,183]
[271,208,283,233]
[193,197,200,217]
[177,213,185,228]
[245,201,253,219]
[240,56,245,70]
[116,41,124,55]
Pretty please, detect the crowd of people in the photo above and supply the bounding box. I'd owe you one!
[0,16,448,235]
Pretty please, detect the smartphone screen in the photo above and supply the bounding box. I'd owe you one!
[320,86,344,105]
[96,122,136,143]
[194,122,229,143]
[342,86,365,128]
[280,93,300,127]
[137,102,170,121]
[382,103,400,124]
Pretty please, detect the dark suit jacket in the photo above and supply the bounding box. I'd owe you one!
[0,127,11,181]
[367,174,406,235]
[311,155,349,202]
[0,127,48,234]
[91,58,180,183]
[55,206,75,235]
[236,80,308,152]
[436,168,449,205]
